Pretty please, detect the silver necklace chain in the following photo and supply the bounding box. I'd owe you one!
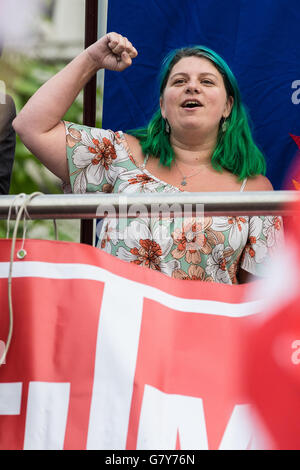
[174,160,204,186]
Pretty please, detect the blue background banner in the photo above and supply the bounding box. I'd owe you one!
[103,0,300,189]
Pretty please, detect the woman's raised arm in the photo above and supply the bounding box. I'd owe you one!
[13,33,137,182]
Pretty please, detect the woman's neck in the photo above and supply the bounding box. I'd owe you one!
[170,134,216,168]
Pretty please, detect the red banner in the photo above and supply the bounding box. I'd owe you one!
[246,196,300,450]
[0,239,273,450]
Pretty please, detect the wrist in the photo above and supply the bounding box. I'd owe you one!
[84,45,105,72]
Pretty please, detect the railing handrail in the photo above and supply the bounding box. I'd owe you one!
[0,191,298,219]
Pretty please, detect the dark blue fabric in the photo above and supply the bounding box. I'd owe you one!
[102,0,300,189]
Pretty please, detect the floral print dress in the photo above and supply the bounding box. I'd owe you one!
[63,121,284,284]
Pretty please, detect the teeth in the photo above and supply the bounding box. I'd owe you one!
[182,101,201,107]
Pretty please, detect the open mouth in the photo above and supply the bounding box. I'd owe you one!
[181,100,203,109]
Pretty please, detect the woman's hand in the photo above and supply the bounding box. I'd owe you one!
[86,32,138,72]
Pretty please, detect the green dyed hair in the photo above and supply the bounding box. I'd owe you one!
[127,45,266,180]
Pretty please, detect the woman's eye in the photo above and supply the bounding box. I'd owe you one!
[173,79,185,85]
[202,79,214,85]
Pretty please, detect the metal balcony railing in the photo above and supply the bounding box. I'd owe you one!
[0,191,298,220]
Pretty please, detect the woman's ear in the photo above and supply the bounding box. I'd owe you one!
[223,95,234,119]
[160,96,166,119]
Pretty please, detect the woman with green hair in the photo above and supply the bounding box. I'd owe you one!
[13,32,283,284]
[128,44,266,181]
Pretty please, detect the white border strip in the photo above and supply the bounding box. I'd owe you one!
[0,261,263,317]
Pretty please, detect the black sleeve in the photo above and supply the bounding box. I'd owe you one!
[0,95,16,194]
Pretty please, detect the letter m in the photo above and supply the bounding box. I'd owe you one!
[136,385,269,450]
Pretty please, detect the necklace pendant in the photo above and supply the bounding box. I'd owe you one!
[181,179,187,186]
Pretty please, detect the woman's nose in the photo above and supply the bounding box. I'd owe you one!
[185,81,201,93]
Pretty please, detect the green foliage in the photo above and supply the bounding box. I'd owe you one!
[6,55,84,195]
[0,53,100,242]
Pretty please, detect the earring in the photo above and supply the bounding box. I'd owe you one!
[221,118,228,133]
[165,119,170,134]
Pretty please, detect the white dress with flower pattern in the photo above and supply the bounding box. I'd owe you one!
[63,121,284,284]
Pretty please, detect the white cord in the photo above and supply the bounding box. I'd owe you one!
[0,192,43,366]
[6,193,26,239]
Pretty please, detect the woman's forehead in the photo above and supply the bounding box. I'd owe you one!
[169,55,221,77]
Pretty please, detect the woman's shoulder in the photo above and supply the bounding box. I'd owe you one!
[123,133,145,166]
[244,174,274,191]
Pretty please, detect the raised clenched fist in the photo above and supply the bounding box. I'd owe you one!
[86,32,138,72]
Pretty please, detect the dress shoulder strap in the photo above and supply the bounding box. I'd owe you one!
[240,177,248,192]
[139,154,149,170]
